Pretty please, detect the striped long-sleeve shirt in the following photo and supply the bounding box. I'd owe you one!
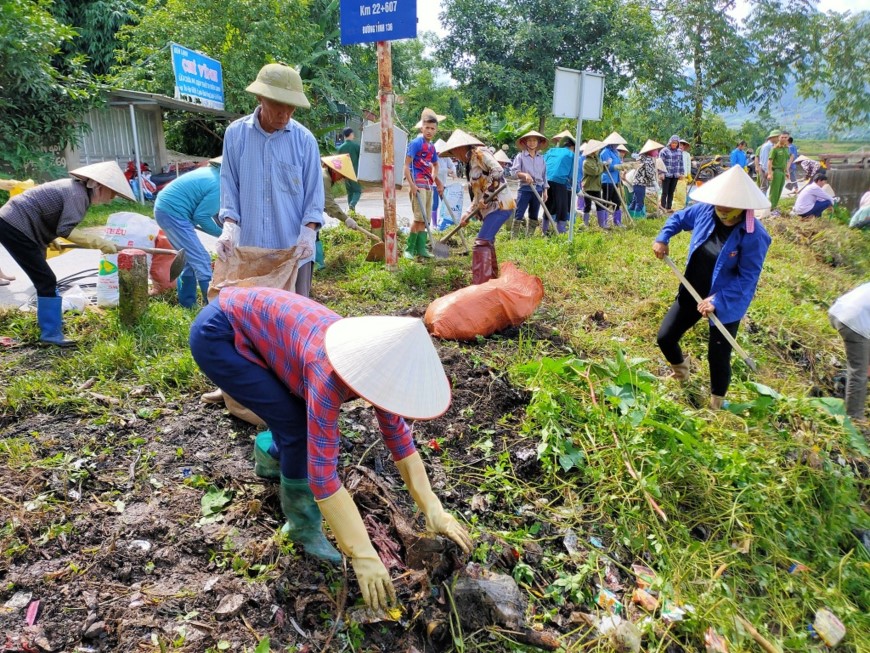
[218,287,416,499]
[220,108,325,265]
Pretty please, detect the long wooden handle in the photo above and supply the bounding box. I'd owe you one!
[349,222,382,244]
[60,242,178,256]
[663,256,758,372]
[438,184,507,244]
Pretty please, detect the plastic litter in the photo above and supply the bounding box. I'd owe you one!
[595,589,623,614]
[61,285,88,313]
[631,588,658,612]
[787,562,809,574]
[631,563,656,589]
[812,608,845,647]
[704,627,729,652]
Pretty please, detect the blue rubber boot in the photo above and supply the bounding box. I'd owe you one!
[254,431,280,480]
[177,270,198,308]
[279,476,342,564]
[36,296,75,347]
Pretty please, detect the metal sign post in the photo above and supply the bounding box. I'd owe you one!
[342,1,417,270]
[552,67,604,241]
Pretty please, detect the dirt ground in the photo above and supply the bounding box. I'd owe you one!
[0,335,551,653]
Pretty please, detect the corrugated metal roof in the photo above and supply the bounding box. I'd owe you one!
[108,89,241,120]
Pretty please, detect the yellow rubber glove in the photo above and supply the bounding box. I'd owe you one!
[316,487,397,611]
[395,452,473,554]
[66,228,117,254]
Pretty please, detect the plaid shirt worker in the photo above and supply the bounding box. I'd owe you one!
[0,179,90,247]
[219,287,415,499]
[659,147,684,178]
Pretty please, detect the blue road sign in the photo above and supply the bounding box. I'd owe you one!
[170,43,225,110]
[340,0,417,45]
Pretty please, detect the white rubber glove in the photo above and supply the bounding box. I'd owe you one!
[345,216,358,230]
[296,225,317,260]
[216,221,240,261]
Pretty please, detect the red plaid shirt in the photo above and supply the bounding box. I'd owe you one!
[218,288,416,499]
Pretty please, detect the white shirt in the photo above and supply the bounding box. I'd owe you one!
[794,183,834,215]
[829,283,870,339]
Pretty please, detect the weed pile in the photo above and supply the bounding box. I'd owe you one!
[492,351,869,650]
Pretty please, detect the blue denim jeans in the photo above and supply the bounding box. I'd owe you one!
[477,209,512,242]
[798,199,833,217]
[630,185,646,211]
[190,301,308,479]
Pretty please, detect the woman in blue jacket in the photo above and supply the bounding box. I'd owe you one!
[652,166,772,409]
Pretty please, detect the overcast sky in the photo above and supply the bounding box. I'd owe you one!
[418,0,869,35]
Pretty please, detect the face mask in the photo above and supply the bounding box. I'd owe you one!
[715,207,742,223]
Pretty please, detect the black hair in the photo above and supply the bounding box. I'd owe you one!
[813,173,827,183]
[342,127,354,138]
[422,117,438,125]
[788,136,794,144]
[737,140,746,146]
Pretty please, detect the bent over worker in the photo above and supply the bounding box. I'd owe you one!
[0,162,134,345]
[189,288,472,610]
[652,166,771,409]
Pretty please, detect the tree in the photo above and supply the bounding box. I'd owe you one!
[50,0,143,76]
[748,3,869,133]
[0,0,101,176]
[436,0,668,131]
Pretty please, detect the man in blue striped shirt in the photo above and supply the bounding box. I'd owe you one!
[217,64,324,298]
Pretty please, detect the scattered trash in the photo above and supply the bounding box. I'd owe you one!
[203,577,220,592]
[426,438,441,452]
[128,540,151,552]
[598,614,622,635]
[214,594,246,619]
[787,562,809,574]
[812,608,846,647]
[631,563,656,589]
[452,568,527,631]
[346,605,404,624]
[631,588,658,612]
[470,494,489,513]
[660,600,693,623]
[589,536,605,549]
[704,627,729,652]
[2,591,32,611]
[181,467,193,478]
[610,620,641,653]
[563,529,579,556]
[595,589,623,615]
[25,600,40,626]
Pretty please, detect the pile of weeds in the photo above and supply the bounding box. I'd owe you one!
[497,351,869,650]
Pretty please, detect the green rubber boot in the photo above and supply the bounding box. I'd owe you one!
[403,232,419,259]
[416,230,435,258]
[253,431,280,480]
[279,477,342,564]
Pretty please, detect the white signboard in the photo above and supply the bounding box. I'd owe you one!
[358,122,409,184]
[552,68,604,121]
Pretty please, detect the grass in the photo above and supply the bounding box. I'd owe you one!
[0,209,868,651]
[797,140,870,157]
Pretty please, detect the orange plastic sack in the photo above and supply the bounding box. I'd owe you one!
[149,231,177,295]
[424,262,544,341]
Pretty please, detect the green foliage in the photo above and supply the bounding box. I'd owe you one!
[512,352,870,649]
[0,0,102,177]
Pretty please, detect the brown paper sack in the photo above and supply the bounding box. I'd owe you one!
[207,245,303,424]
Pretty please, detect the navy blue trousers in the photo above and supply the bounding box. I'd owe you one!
[189,301,308,479]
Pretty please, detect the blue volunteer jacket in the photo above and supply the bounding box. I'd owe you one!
[600,145,620,185]
[655,202,771,324]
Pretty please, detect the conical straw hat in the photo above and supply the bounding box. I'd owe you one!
[601,131,628,146]
[639,139,664,155]
[690,165,771,210]
[616,144,629,153]
[551,130,575,143]
[494,149,511,164]
[793,155,813,164]
[209,156,223,166]
[70,161,135,202]
[582,139,604,156]
[414,107,447,130]
[321,154,357,182]
[324,316,451,420]
[439,129,484,158]
[434,138,448,154]
[516,131,548,150]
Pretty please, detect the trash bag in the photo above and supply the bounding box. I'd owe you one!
[424,263,544,341]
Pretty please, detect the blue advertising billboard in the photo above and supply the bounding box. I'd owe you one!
[170,43,225,110]
[340,0,417,45]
